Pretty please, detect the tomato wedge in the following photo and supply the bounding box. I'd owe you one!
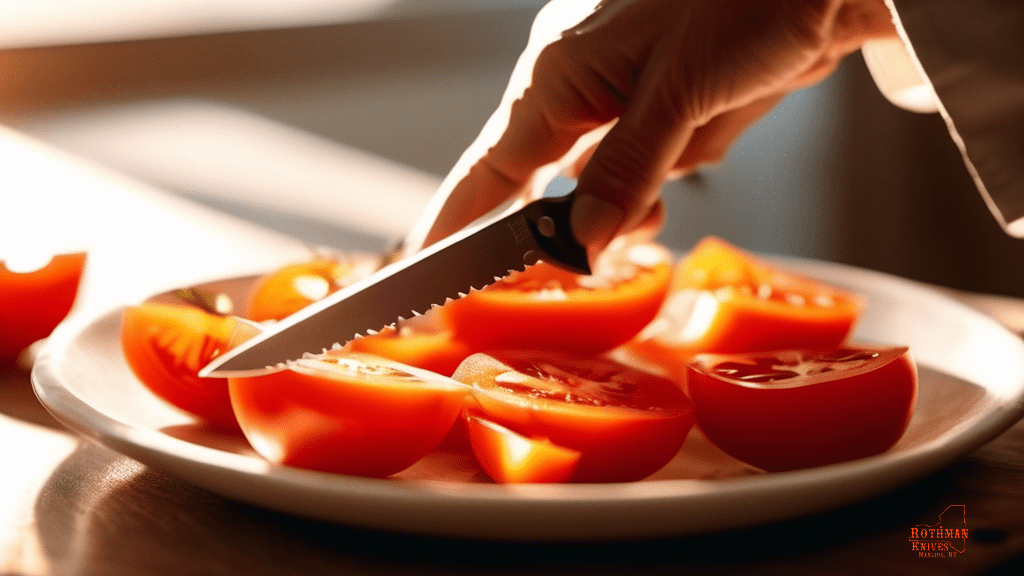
[443,240,672,355]
[453,350,694,482]
[348,310,473,377]
[631,237,862,375]
[228,353,470,477]
[1,252,86,363]
[120,302,243,431]
[245,253,372,322]
[465,415,581,484]
[686,345,918,471]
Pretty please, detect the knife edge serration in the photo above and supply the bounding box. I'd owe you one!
[201,210,542,376]
[345,260,531,340]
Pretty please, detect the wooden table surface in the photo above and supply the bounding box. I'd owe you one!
[4,125,1024,575]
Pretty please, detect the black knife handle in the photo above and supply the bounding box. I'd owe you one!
[522,191,592,275]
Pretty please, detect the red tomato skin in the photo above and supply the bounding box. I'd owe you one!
[0,252,86,362]
[687,346,918,471]
[228,356,470,477]
[448,290,666,355]
[444,249,672,356]
[465,415,581,484]
[454,351,695,483]
[120,303,240,431]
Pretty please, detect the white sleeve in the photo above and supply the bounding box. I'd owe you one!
[865,0,1024,237]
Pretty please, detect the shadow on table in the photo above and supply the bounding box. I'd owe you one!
[0,362,65,430]
[30,439,999,576]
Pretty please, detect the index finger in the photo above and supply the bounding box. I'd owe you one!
[403,5,626,252]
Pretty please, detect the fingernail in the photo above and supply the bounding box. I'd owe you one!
[570,194,625,252]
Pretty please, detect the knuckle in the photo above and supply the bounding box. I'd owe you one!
[532,41,625,129]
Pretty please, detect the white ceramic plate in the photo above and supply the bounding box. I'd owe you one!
[32,257,1024,540]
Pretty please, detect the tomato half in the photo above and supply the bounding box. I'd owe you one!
[228,353,470,477]
[465,415,581,484]
[120,302,242,431]
[686,345,918,471]
[453,350,694,482]
[1,252,86,362]
[245,254,372,322]
[631,237,862,374]
[443,241,672,355]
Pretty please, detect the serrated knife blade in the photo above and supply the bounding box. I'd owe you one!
[200,192,589,378]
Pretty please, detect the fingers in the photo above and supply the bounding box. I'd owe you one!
[571,93,783,179]
[631,198,666,239]
[413,0,898,258]
[832,0,899,50]
[417,41,624,250]
[571,35,696,251]
[673,94,786,172]
[406,1,607,252]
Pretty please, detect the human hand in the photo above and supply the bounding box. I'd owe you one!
[403,0,897,259]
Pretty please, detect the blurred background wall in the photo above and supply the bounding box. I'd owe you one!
[2,2,1022,297]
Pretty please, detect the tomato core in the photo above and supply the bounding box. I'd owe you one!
[709,349,884,385]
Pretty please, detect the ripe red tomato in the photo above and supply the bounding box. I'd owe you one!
[228,353,471,477]
[465,414,581,484]
[453,350,695,482]
[630,237,862,376]
[348,310,473,377]
[120,302,242,431]
[443,241,673,355]
[686,345,918,471]
[245,254,371,322]
[1,252,86,363]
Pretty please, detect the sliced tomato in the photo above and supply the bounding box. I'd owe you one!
[453,350,694,482]
[630,237,862,375]
[245,253,372,322]
[443,240,672,355]
[1,252,86,362]
[120,302,242,431]
[686,345,918,471]
[465,415,581,484]
[348,309,473,377]
[228,353,470,477]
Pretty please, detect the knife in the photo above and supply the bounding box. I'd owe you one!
[200,192,590,378]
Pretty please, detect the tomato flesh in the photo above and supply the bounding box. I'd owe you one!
[453,350,694,482]
[687,345,918,471]
[444,241,672,355]
[1,252,86,362]
[465,415,581,484]
[229,353,470,477]
[631,237,862,376]
[120,302,242,431]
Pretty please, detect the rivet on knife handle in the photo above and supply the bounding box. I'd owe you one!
[522,191,591,275]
